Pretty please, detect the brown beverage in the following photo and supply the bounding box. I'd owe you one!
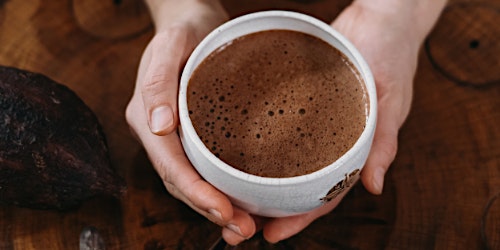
[187,30,368,178]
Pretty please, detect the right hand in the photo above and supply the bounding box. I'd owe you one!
[126,0,258,244]
[255,0,447,244]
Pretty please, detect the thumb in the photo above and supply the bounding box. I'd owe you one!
[141,29,195,135]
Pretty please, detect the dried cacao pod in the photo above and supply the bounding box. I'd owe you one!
[0,66,126,210]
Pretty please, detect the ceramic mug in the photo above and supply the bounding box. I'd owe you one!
[178,11,377,217]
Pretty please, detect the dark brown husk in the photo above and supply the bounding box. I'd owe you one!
[0,66,126,210]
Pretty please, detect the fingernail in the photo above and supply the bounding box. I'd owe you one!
[150,105,173,134]
[208,208,223,221]
[373,168,385,194]
[226,224,244,238]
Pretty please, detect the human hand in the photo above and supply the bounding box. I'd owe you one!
[127,0,446,246]
[246,0,446,244]
[332,2,420,196]
[126,0,258,243]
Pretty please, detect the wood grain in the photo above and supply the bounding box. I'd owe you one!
[0,0,498,249]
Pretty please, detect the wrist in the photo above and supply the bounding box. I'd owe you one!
[353,0,447,43]
[144,0,225,31]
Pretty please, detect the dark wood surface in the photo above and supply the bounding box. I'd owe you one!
[0,0,499,249]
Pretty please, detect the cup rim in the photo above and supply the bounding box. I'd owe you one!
[179,10,377,186]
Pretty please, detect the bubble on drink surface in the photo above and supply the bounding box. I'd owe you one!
[186,30,368,178]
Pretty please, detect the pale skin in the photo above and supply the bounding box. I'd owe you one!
[126,0,448,245]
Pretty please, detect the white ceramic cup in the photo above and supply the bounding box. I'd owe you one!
[179,11,377,217]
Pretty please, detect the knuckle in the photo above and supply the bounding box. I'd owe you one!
[141,74,178,107]
[156,161,181,198]
[154,157,173,186]
[164,180,182,200]
[152,156,185,200]
[124,103,135,126]
[142,74,170,93]
[376,137,398,164]
[124,96,143,131]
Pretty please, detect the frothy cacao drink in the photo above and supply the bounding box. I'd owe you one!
[187,30,368,178]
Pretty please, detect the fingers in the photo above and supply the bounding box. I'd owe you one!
[257,91,405,243]
[140,29,195,136]
[128,94,258,243]
[139,0,228,136]
[152,133,235,225]
[221,207,257,245]
[361,123,398,195]
[361,90,405,195]
[126,93,234,224]
[262,196,343,243]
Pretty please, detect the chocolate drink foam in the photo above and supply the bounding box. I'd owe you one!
[187,30,368,178]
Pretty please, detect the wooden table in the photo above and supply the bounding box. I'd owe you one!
[0,0,498,249]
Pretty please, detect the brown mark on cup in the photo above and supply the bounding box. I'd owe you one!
[320,169,360,203]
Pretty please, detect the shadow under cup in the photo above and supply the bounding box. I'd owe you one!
[179,11,377,217]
